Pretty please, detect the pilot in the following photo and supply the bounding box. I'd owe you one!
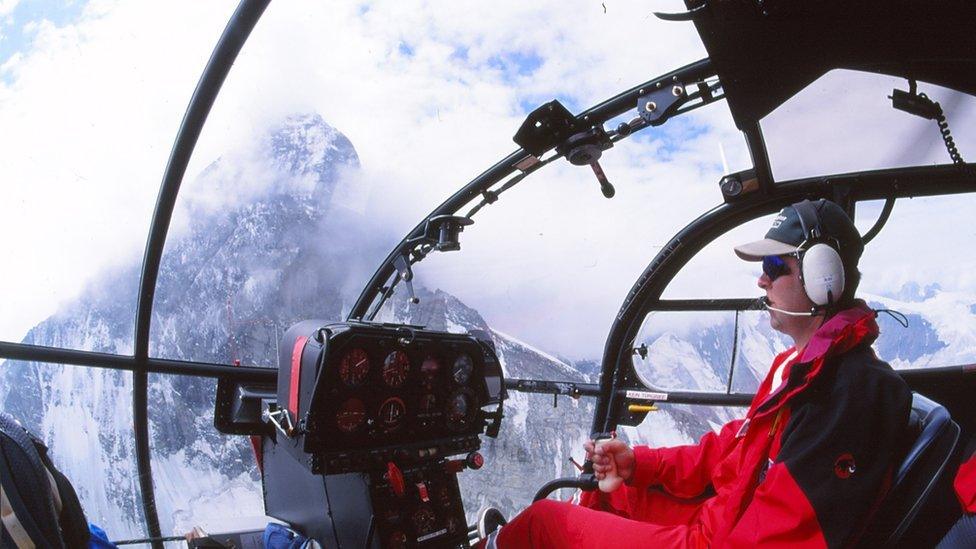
[478,199,912,548]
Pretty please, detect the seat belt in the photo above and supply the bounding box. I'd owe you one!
[44,466,63,515]
[1,486,35,549]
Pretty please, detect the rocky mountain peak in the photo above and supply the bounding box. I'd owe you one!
[268,113,359,190]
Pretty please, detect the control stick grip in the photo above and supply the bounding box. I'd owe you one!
[589,161,615,198]
[595,439,624,493]
[589,431,623,493]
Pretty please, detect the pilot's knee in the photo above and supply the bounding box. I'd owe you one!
[522,499,573,526]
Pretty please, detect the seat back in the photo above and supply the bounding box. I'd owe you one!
[861,393,962,547]
[0,413,90,549]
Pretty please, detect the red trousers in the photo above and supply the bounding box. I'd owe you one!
[485,485,712,548]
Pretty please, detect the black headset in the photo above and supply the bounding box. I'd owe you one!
[792,200,846,308]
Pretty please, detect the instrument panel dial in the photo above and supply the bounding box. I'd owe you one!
[335,398,366,433]
[378,397,407,432]
[451,353,474,385]
[419,393,437,413]
[387,531,407,549]
[446,390,472,427]
[339,348,370,387]
[421,354,441,378]
[382,350,411,388]
[411,505,437,535]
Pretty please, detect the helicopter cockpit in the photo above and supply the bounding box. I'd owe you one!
[2,0,976,547]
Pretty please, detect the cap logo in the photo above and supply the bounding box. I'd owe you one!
[770,215,787,229]
[834,453,856,479]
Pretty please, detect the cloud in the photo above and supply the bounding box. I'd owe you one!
[0,0,18,18]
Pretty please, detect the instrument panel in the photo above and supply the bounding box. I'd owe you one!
[324,346,484,440]
[368,461,469,548]
[275,320,505,475]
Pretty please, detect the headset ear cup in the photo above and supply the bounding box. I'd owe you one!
[801,244,845,306]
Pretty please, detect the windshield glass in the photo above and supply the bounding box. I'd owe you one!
[762,69,976,181]
[0,3,232,349]
[856,195,976,370]
[383,96,751,363]
[1,0,758,541]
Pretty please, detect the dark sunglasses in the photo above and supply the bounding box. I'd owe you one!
[762,255,790,281]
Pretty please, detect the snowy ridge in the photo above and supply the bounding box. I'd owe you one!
[490,328,579,379]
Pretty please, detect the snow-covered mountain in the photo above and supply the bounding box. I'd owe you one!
[2,113,970,542]
[1,113,375,539]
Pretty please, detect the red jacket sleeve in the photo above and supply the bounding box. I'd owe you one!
[723,353,910,548]
[629,418,744,498]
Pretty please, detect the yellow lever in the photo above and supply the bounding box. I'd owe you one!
[628,404,658,413]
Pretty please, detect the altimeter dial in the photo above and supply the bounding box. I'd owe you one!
[383,350,411,388]
[339,348,370,387]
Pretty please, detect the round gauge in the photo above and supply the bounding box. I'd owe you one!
[447,391,472,424]
[387,531,407,549]
[382,350,411,388]
[419,393,437,413]
[339,348,370,387]
[451,354,474,385]
[421,354,441,377]
[335,398,366,433]
[411,505,437,535]
[378,397,407,431]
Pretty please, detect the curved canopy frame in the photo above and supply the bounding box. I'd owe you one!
[1,4,975,545]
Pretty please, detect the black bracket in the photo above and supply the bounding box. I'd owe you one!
[514,99,618,197]
[427,215,473,252]
[408,215,474,252]
[718,168,759,203]
[484,400,504,438]
[890,87,942,120]
[638,82,688,125]
[513,100,585,157]
[393,254,419,304]
[654,2,708,21]
[631,343,649,360]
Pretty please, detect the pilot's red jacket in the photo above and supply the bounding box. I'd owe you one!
[953,455,976,513]
[488,303,911,548]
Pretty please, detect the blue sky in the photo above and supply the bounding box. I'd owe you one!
[0,0,86,81]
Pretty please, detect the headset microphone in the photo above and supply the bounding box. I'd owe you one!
[760,297,819,317]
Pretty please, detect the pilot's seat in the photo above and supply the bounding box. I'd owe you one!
[859,392,962,547]
[0,412,91,548]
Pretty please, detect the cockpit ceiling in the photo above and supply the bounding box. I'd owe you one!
[687,0,976,129]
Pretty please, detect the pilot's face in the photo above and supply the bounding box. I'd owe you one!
[758,255,815,333]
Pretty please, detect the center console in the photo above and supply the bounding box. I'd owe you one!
[235,320,505,548]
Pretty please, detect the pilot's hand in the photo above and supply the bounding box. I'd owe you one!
[584,438,635,483]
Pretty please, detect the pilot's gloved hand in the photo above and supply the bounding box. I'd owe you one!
[584,439,635,491]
